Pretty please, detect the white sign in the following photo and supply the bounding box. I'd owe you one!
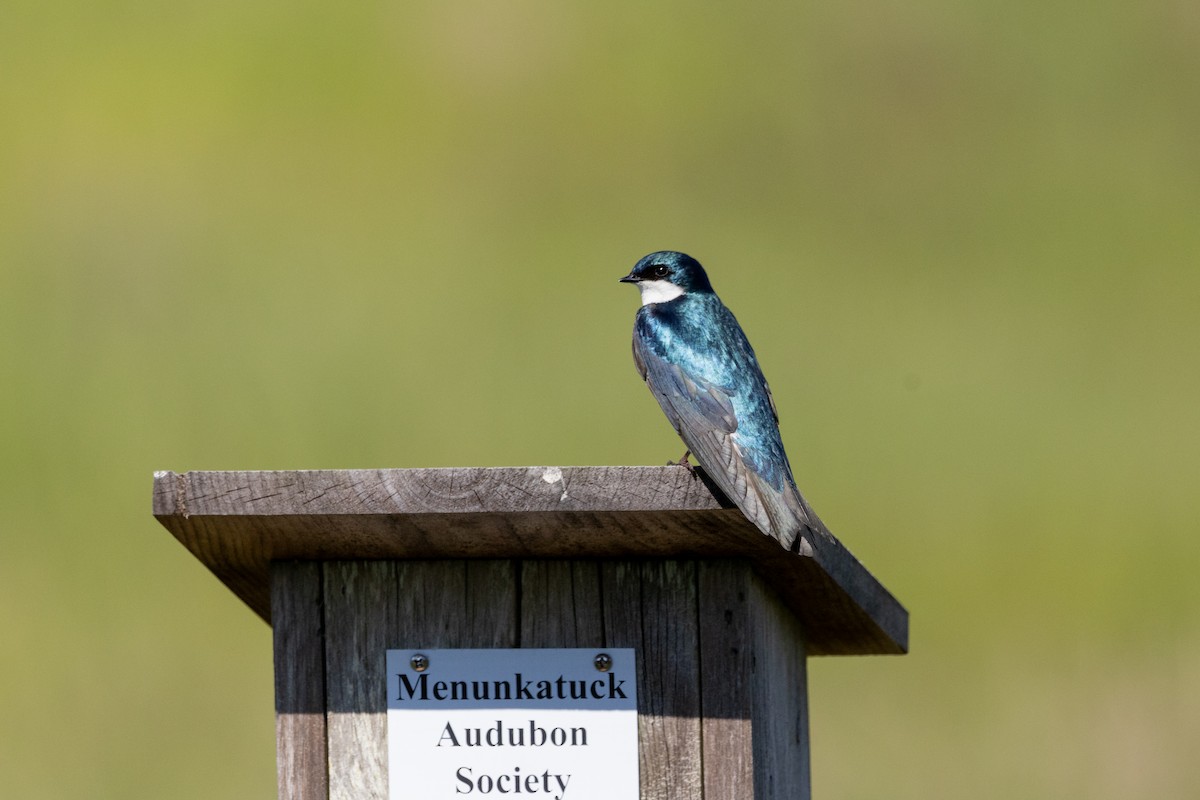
[386,648,638,800]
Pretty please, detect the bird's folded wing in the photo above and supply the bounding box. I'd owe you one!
[635,340,789,545]
[633,337,738,435]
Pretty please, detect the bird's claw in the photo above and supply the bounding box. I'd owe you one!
[668,449,695,474]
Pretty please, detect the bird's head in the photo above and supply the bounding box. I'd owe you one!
[619,251,714,306]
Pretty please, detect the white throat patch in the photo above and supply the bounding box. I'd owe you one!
[638,279,685,306]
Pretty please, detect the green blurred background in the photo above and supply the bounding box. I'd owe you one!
[3,1,1198,797]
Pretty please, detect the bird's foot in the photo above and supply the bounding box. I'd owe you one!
[668,449,695,473]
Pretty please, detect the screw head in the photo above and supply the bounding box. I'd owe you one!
[593,652,613,672]
[410,653,429,672]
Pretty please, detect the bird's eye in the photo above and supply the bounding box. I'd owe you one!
[651,265,669,279]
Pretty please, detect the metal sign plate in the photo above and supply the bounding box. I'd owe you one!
[386,648,639,800]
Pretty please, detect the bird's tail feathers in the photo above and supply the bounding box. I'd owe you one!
[745,471,829,557]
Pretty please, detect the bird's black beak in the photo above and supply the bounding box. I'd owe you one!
[619,273,640,284]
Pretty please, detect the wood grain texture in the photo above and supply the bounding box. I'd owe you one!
[322,561,521,798]
[153,467,907,655]
[269,557,816,799]
[596,562,705,800]
[519,561,603,647]
[748,574,810,800]
[272,562,329,800]
[698,561,756,798]
[634,561,704,800]
[323,561,396,800]
[699,562,810,799]
[462,560,520,648]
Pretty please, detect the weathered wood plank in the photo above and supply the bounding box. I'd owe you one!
[598,563,651,798]
[641,561,704,800]
[462,560,520,648]
[271,562,328,800]
[267,556,819,799]
[698,561,756,799]
[153,466,718,517]
[748,573,809,800]
[391,560,520,649]
[323,560,521,799]
[599,561,704,800]
[153,467,907,655]
[323,562,396,800]
[698,562,810,799]
[519,561,604,647]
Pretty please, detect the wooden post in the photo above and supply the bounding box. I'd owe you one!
[153,467,907,800]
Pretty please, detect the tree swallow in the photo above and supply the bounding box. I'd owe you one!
[620,251,827,555]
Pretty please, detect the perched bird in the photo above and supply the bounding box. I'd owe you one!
[620,251,827,555]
